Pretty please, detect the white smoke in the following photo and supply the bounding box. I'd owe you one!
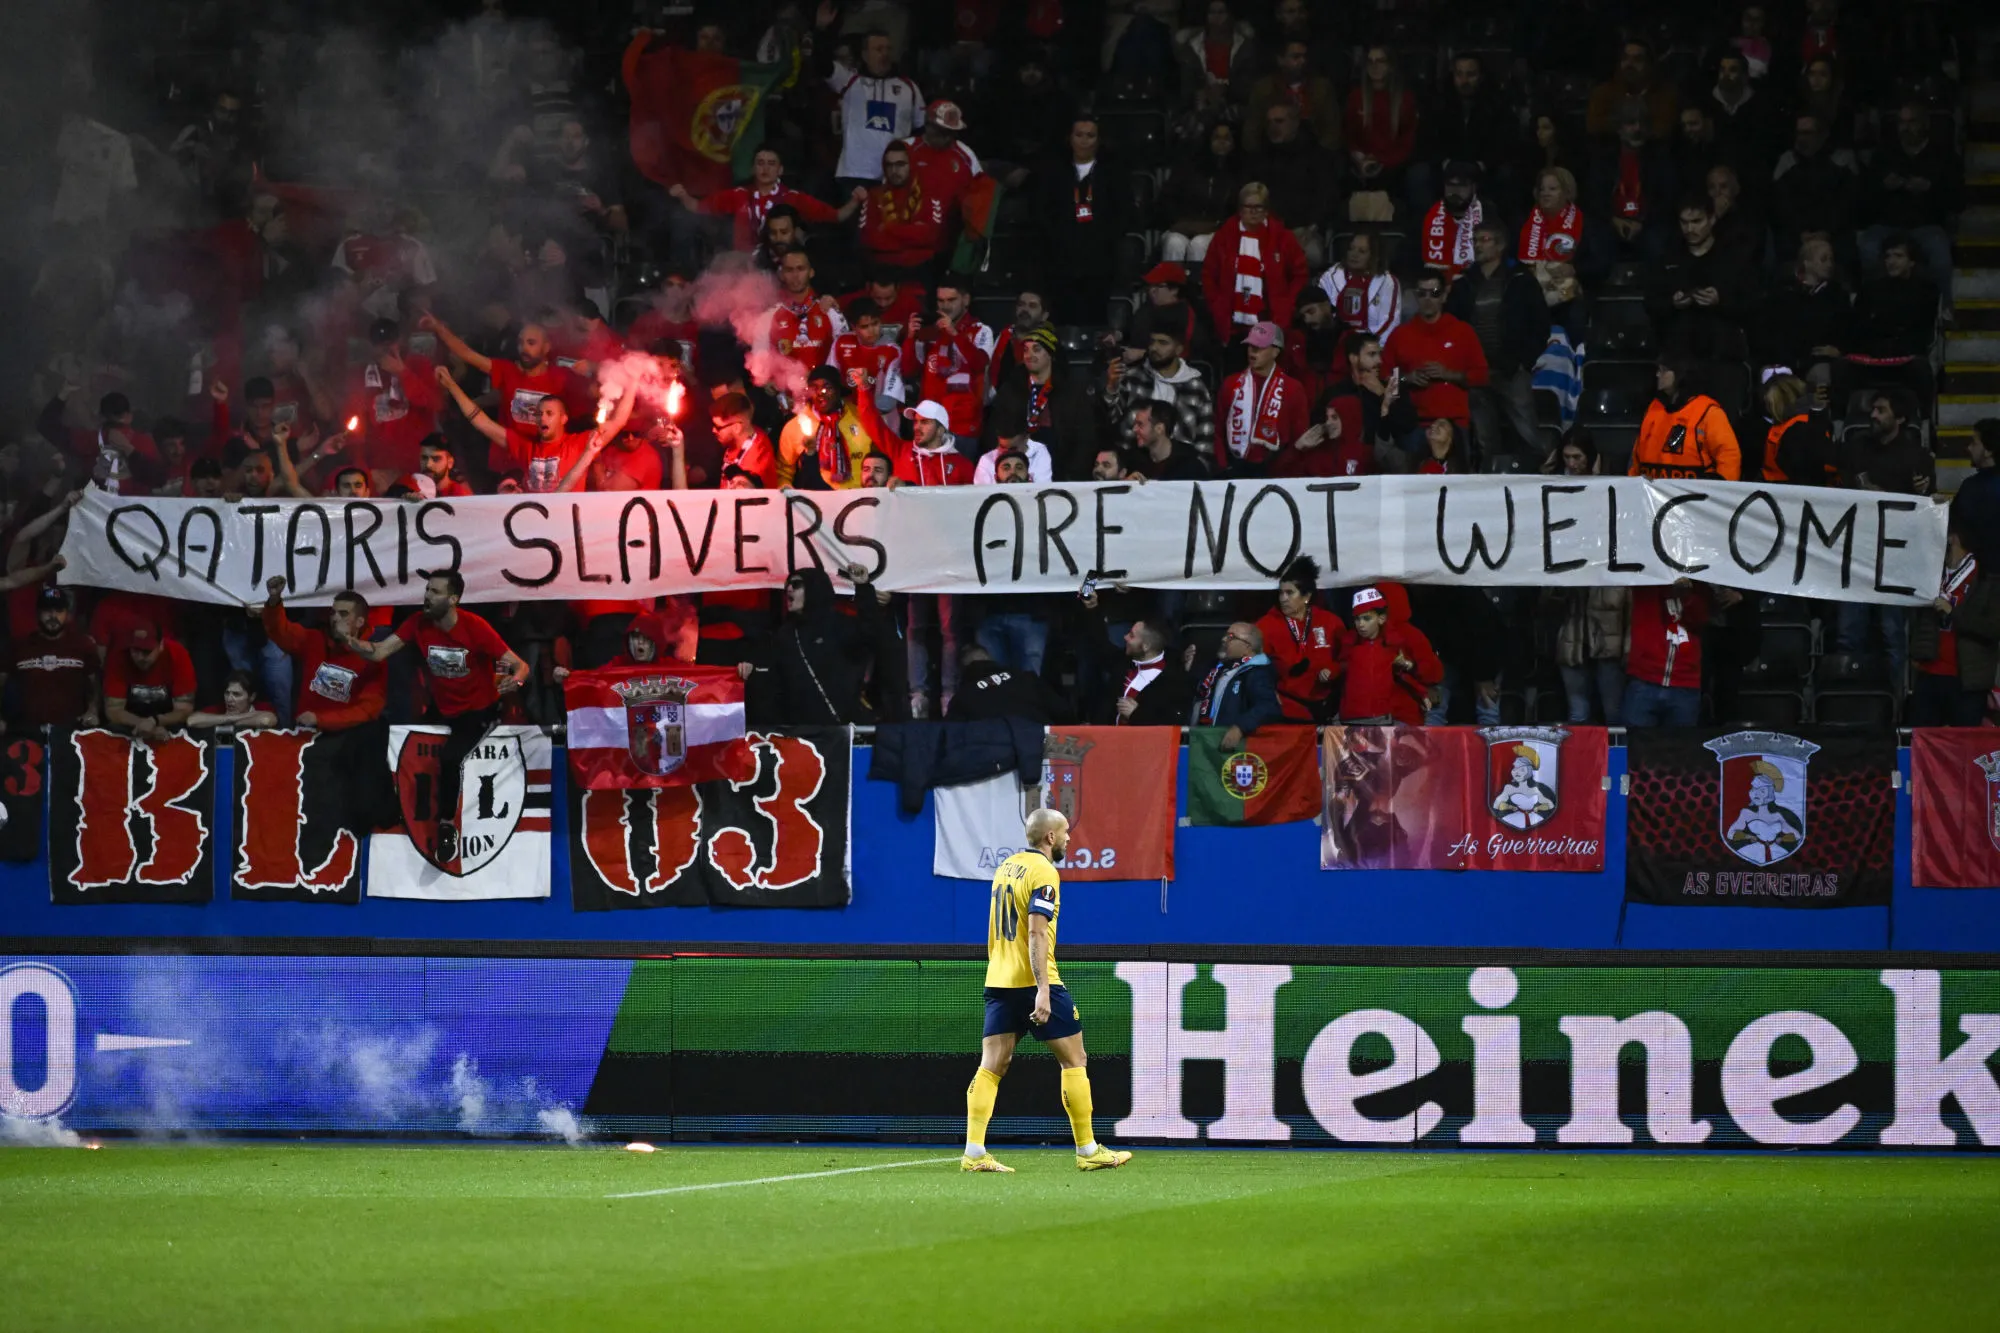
[279,1023,440,1122]
[692,264,808,399]
[449,1053,591,1144]
[0,1114,84,1148]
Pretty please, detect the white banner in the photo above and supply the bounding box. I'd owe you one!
[365,725,551,901]
[60,476,1948,608]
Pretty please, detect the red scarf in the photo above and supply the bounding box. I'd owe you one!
[873,180,927,226]
[1225,369,1289,458]
[1612,149,1645,220]
[1520,204,1581,261]
[1026,378,1050,429]
[1118,654,1165,723]
[1420,199,1481,275]
[1229,225,1269,326]
[814,412,850,484]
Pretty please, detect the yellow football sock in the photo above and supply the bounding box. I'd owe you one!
[1060,1066,1096,1151]
[965,1066,1001,1153]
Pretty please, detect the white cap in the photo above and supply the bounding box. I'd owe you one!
[903,400,952,428]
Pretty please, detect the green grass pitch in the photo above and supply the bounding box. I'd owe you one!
[4,1145,1997,1330]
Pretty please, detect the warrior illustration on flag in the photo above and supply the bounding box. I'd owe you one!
[1482,727,1565,831]
[1976,751,2000,855]
[1706,731,1818,866]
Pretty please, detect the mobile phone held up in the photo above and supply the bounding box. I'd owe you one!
[1077,570,1099,601]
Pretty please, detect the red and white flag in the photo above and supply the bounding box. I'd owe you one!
[564,664,754,790]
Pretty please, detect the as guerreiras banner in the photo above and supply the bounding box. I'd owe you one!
[48,729,215,904]
[570,727,851,910]
[1624,728,1895,907]
[60,476,1945,607]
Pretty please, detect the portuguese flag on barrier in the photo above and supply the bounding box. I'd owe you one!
[623,34,783,197]
[1187,727,1320,826]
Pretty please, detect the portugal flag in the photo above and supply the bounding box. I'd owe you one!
[565,663,755,790]
[623,34,783,196]
[1188,726,1320,826]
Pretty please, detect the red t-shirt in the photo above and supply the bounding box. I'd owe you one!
[104,640,198,717]
[502,422,594,493]
[490,359,588,428]
[394,610,513,717]
[1382,314,1489,428]
[587,440,664,492]
[4,626,98,725]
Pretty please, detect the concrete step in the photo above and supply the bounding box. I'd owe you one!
[1939,426,1973,459]
[1946,362,2000,393]
[1971,176,2000,208]
[1974,144,2000,176]
[1940,396,1999,428]
[1963,239,2000,269]
[1939,458,1973,496]
[1956,299,2000,331]
[1961,206,2000,237]
[1955,269,2000,301]
[1947,331,2000,363]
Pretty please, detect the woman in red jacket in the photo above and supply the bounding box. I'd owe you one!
[1255,556,1344,721]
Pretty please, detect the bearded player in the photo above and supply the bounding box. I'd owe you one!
[962,808,1133,1173]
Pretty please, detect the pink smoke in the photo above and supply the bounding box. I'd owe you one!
[594,352,682,422]
[691,265,808,400]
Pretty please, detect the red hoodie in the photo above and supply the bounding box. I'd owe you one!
[1256,606,1343,720]
[1332,622,1443,724]
[901,320,994,436]
[1625,586,1711,689]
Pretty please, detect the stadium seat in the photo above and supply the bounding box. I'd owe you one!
[1813,690,1898,728]
[1098,111,1167,167]
[1593,426,1639,475]
[1700,361,1753,417]
[1115,232,1151,284]
[1180,623,1229,670]
[972,295,1015,334]
[1533,389,1564,429]
[1600,260,1650,297]
[1752,624,1816,681]
[1728,691,1806,727]
[1591,302,1657,358]
[1578,362,1657,427]
[1129,171,1158,224]
[1816,651,1889,688]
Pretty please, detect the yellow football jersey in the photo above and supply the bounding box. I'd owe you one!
[984,850,1062,989]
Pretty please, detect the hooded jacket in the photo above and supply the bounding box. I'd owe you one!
[771,568,890,725]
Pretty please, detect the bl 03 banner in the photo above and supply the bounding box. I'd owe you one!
[48,729,215,904]
[1624,728,1895,907]
[1319,725,1608,871]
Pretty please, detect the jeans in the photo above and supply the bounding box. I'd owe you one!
[1835,603,1910,691]
[975,612,1049,676]
[1560,660,1628,725]
[1857,224,1955,289]
[427,704,500,830]
[1469,366,1542,460]
[905,595,961,712]
[222,621,295,726]
[1622,678,1702,727]
[1159,230,1216,263]
[1426,664,1501,726]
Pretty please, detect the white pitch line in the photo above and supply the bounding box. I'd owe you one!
[607,1155,959,1199]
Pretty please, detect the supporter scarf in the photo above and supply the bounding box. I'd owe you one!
[1612,150,1646,220]
[745,184,785,233]
[1521,204,1581,262]
[1195,661,1228,719]
[1225,369,1288,458]
[813,411,850,484]
[1026,379,1050,430]
[874,180,927,227]
[1943,553,1977,608]
[1329,266,1369,331]
[1119,655,1165,723]
[1420,198,1481,273]
[1231,229,1267,326]
[923,329,972,392]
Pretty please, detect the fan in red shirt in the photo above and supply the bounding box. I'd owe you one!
[1200,185,1308,345]
[829,301,907,406]
[1216,322,1310,475]
[841,272,927,346]
[38,390,160,494]
[768,248,845,378]
[419,314,589,454]
[341,319,442,480]
[670,144,862,251]
[336,570,529,862]
[436,364,638,493]
[1255,557,1344,721]
[710,393,780,489]
[102,621,198,743]
[416,435,477,497]
[1382,273,1488,431]
[901,101,983,218]
[900,276,994,437]
[185,670,281,731]
[895,400,975,485]
[858,142,949,274]
[626,272,702,360]
[0,585,99,730]
[261,579,389,730]
[1330,587,1444,725]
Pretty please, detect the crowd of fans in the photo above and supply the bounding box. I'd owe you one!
[7,0,1997,755]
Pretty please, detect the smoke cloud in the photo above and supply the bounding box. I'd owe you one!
[450,1053,592,1144]
[693,265,808,400]
[0,1114,85,1148]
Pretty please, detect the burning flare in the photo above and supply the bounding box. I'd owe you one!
[664,380,685,420]
[345,416,360,432]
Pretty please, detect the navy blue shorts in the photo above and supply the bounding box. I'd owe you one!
[983,984,1083,1042]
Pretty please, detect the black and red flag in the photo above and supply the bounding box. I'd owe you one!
[570,728,852,910]
[1624,727,1894,907]
[231,726,392,905]
[49,729,215,904]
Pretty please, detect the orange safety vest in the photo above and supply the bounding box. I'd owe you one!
[1761,413,1808,483]
[1628,394,1741,481]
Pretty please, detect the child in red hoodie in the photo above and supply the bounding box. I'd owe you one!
[1332,586,1444,725]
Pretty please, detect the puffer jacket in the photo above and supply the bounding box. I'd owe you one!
[1552,587,1632,668]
